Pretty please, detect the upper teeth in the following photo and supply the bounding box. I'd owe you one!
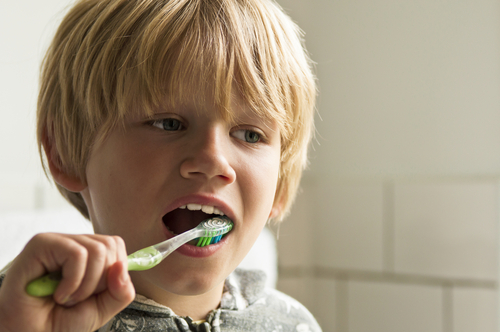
[179,204,225,216]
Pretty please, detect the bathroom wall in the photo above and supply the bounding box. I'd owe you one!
[1,0,499,331]
[274,0,500,331]
[277,177,498,332]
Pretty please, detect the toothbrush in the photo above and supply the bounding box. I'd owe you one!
[26,216,233,297]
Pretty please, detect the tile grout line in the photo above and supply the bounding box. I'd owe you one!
[442,284,453,332]
[335,275,349,332]
[278,266,497,289]
[382,181,395,272]
[496,179,500,332]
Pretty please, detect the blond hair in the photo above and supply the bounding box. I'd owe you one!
[37,0,316,221]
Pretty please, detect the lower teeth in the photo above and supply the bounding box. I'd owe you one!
[165,225,177,235]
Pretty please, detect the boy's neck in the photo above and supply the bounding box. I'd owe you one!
[130,275,225,321]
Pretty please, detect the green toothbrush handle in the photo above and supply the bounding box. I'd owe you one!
[26,271,62,297]
[25,217,231,297]
[26,246,163,297]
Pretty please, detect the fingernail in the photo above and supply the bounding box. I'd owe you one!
[59,295,70,305]
[65,301,76,307]
[120,268,129,285]
[64,297,78,307]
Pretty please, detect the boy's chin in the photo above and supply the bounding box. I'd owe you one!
[135,264,229,297]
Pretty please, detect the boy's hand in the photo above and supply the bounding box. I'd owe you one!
[0,233,135,332]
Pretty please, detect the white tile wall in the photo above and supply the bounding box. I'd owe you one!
[314,278,337,331]
[393,180,498,280]
[348,281,443,332]
[277,178,499,332]
[276,180,316,268]
[314,181,385,271]
[276,276,317,319]
[453,288,497,332]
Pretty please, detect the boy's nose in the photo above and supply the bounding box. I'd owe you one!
[179,127,236,185]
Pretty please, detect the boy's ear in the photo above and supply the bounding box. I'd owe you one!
[42,130,87,193]
[269,203,282,220]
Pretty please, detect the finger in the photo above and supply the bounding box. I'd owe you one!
[63,235,111,304]
[0,233,90,312]
[51,238,90,304]
[94,260,135,328]
[7,233,82,293]
[64,235,127,305]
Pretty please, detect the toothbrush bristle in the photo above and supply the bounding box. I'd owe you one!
[195,217,233,247]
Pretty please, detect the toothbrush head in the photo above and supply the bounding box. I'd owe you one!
[195,215,233,247]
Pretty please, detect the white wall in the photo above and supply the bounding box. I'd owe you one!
[0,0,75,211]
[282,0,500,178]
[1,0,499,331]
[274,0,500,331]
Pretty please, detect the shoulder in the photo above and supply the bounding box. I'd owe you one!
[220,268,322,332]
[259,288,322,332]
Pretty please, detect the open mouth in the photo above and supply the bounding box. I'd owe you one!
[162,206,229,245]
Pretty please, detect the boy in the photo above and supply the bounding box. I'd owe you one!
[0,0,319,331]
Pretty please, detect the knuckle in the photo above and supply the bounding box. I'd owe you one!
[89,241,108,258]
[29,232,52,245]
[30,233,45,242]
[101,236,116,249]
[113,236,126,249]
[69,245,88,262]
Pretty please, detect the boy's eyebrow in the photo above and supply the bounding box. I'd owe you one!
[145,111,183,119]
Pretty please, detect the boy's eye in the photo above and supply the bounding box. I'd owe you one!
[151,118,183,131]
[232,129,261,143]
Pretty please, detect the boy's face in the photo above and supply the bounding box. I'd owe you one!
[80,88,281,299]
